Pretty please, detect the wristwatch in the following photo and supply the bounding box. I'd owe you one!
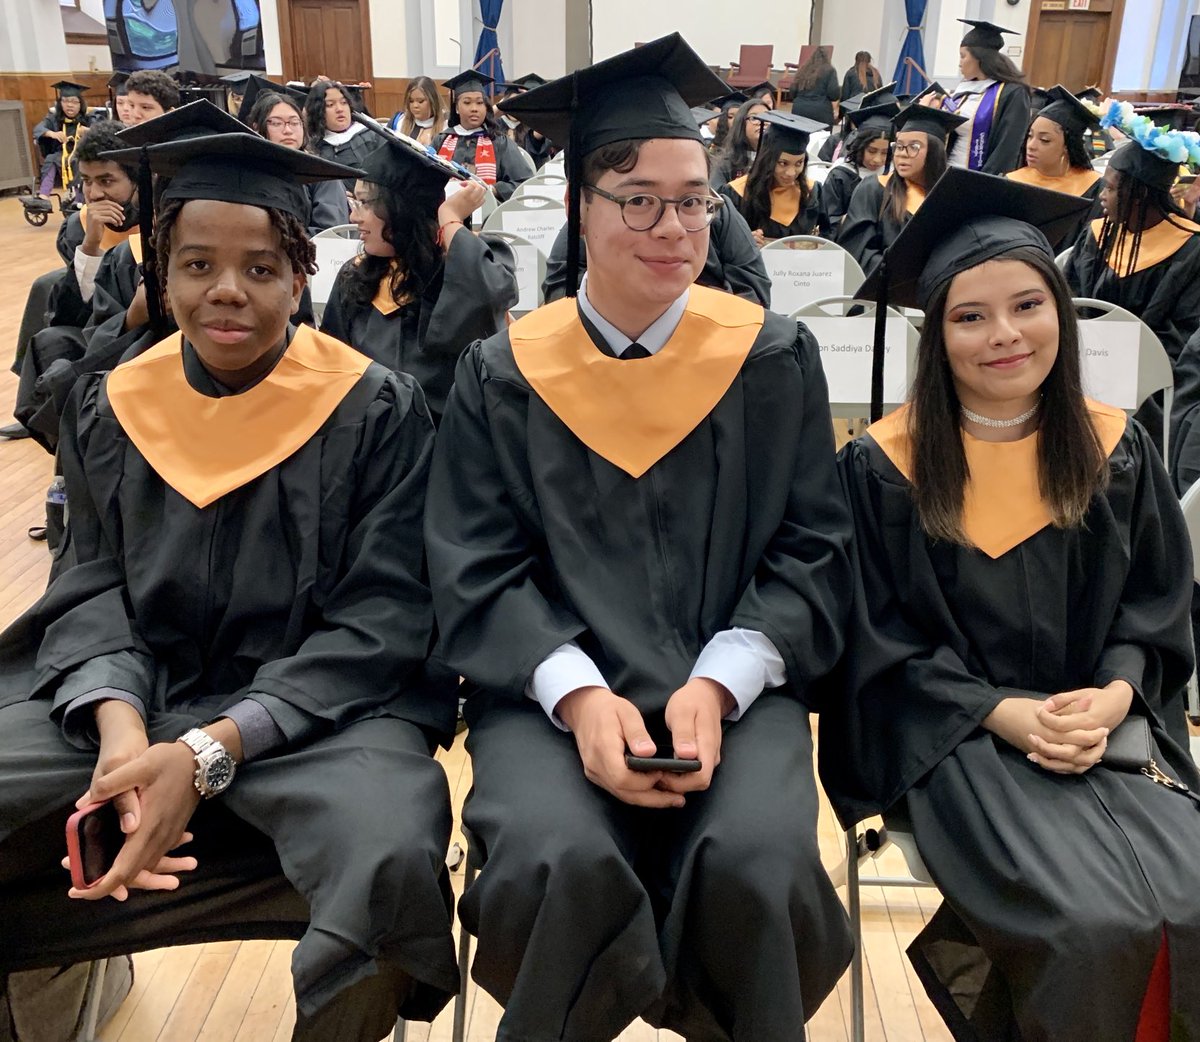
[177,728,237,798]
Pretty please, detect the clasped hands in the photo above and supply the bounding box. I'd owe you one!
[983,679,1134,775]
[557,678,736,808]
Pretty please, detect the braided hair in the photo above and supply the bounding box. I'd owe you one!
[1097,170,1193,278]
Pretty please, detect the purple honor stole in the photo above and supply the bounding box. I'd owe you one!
[946,83,1002,170]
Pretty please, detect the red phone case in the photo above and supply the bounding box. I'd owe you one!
[65,801,110,890]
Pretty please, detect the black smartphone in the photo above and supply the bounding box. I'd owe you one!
[625,755,702,774]
[66,801,123,889]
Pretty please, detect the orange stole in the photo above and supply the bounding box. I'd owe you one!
[79,205,135,253]
[1006,165,1100,197]
[106,325,371,509]
[867,400,1127,558]
[1090,216,1200,276]
[510,285,764,478]
[727,174,810,227]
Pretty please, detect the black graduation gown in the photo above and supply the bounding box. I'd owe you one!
[1005,166,1103,252]
[424,297,855,1037]
[540,200,771,306]
[0,333,459,1018]
[319,231,518,424]
[718,178,822,241]
[314,125,385,191]
[430,129,528,202]
[947,83,1031,175]
[837,174,912,278]
[823,415,1200,1041]
[790,67,840,124]
[306,177,350,235]
[818,163,862,239]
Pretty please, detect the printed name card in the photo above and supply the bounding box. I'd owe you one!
[765,247,848,316]
[500,199,567,257]
[311,237,361,307]
[1078,319,1140,410]
[799,315,911,407]
[509,243,541,312]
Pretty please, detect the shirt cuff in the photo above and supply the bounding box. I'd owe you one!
[73,245,104,303]
[525,641,608,731]
[61,688,147,750]
[219,698,286,762]
[690,628,787,721]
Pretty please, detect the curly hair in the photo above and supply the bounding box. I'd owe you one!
[153,198,317,308]
[74,119,136,176]
[125,70,180,111]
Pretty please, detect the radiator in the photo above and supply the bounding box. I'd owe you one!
[0,102,32,191]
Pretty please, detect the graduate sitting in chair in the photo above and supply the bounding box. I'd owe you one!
[426,34,854,1042]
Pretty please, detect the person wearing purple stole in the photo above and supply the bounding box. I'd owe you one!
[943,20,1031,175]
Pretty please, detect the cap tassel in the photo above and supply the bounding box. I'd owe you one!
[565,71,582,298]
[869,257,888,423]
[138,146,165,334]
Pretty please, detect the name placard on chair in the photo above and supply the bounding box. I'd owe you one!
[498,204,566,257]
[509,243,541,313]
[1078,321,1140,410]
[765,249,848,316]
[800,315,910,405]
[311,238,362,308]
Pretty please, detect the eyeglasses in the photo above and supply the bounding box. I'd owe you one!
[583,184,723,232]
[349,194,380,213]
[265,117,304,130]
[892,141,926,157]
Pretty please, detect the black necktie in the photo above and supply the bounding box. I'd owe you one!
[621,343,651,360]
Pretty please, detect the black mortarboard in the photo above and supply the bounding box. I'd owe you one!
[958,19,1020,51]
[116,99,247,147]
[1077,86,1103,103]
[236,74,309,123]
[497,33,728,298]
[892,103,966,140]
[1133,105,1194,132]
[855,168,1092,418]
[753,110,827,152]
[443,70,495,98]
[1107,139,1181,191]
[52,81,88,98]
[692,105,720,126]
[1037,85,1101,138]
[504,73,548,93]
[841,93,865,115]
[851,81,900,131]
[862,81,899,108]
[221,70,254,88]
[107,72,130,91]
[745,81,776,101]
[711,91,749,111]
[357,128,467,207]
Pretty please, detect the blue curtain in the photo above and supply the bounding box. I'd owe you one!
[892,0,929,95]
[474,0,506,93]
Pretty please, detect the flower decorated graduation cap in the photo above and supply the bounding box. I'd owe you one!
[854,167,1093,419]
[497,33,729,297]
[958,19,1020,51]
[1095,98,1200,190]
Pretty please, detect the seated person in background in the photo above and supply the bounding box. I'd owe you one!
[123,69,180,125]
[108,71,133,125]
[841,51,882,101]
[0,129,459,1042]
[707,91,747,154]
[827,169,1200,1042]
[719,111,825,245]
[305,80,382,190]
[33,81,98,200]
[241,78,350,234]
[709,97,769,188]
[818,88,897,238]
[499,73,557,169]
[1006,85,1103,250]
[432,71,530,200]
[320,134,518,425]
[426,35,854,1041]
[389,75,447,146]
[839,104,964,278]
[541,182,771,305]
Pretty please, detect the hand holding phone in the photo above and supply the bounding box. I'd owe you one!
[66,801,123,890]
[625,754,702,774]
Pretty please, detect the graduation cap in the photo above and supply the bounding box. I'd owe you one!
[744,81,776,102]
[443,70,495,99]
[356,129,468,207]
[710,91,749,111]
[1133,104,1194,132]
[862,81,899,108]
[855,168,1092,418]
[1077,86,1103,104]
[892,103,966,140]
[107,72,131,92]
[958,19,1020,51]
[503,73,549,94]
[1036,85,1101,138]
[116,99,247,147]
[497,33,728,296]
[236,74,310,124]
[52,80,89,100]
[691,105,720,126]
[752,110,827,152]
[851,81,901,131]
[1107,139,1183,191]
[221,70,254,89]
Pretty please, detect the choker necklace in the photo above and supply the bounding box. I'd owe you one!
[961,399,1041,429]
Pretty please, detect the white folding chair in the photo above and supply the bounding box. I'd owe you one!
[310,227,362,325]
[761,236,865,317]
[481,231,545,317]
[1056,245,1074,271]
[1180,481,1200,724]
[807,163,832,185]
[312,224,358,240]
[807,129,830,163]
[482,194,566,260]
[1073,297,1174,459]
[513,174,567,200]
[511,144,537,178]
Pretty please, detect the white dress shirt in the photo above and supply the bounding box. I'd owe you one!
[526,274,787,729]
[73,246,105,303]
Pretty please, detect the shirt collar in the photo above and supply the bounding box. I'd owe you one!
[954,78,996,95]
[577,272,689,357]
[452,123,484,136]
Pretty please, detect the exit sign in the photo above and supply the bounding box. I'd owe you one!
[1069,0,1091,8]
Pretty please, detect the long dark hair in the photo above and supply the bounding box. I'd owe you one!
[908,246,1109,544]
[452,90,505,138]
[1097,169,1195,278]
[712,105,737,151]
[741,131,812,230]
[718,100,769,182]
[304,81,361,141]
[399,76,446,138]
[968,47,1028,87]
[795,46,833,92]
[339,181,443,310]
[247,91,309,151]
[1018,112,1092,172]
[882,133,947,224]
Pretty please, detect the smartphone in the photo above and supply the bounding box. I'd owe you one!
[625,755,702,774]
[66,801,123,889]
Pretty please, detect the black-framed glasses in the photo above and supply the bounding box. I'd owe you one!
[584,184,723,232]
[893,141,926,157]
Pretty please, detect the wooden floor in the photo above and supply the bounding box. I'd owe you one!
[0,194,953,1042]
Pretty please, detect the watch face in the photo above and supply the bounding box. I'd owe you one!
[205,756,235,793]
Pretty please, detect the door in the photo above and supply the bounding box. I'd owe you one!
[1028,12,1110,93]
[280,0,371,85]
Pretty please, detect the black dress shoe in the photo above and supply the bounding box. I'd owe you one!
[0,422,31,440]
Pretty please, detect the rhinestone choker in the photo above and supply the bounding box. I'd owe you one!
[960,400,1041,429]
